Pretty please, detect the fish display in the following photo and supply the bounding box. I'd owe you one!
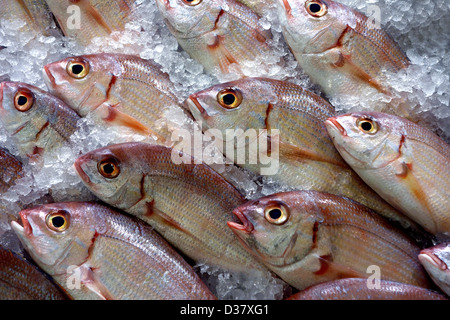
[228,190,431,290]
[419,243,450,296]
[286,278,447,300]
[43,53,182,143]
[0,147,23,193]
[275,0,409,100]
[325,112,450,235]
[155,0,274,78]
[74,142,267,273]
[0,81,80,159]
[0,244,68,300]
[0,0,57,36]
[184,78,417,231]
[44,0,140,46]
[11,201,216,300]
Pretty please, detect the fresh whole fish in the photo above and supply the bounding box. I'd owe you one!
[0,147,23,193]
[44,0,139,46]
[325,111,450,235]
[228,190,431,290]
[275,0,409,100]
[419,242,450,296]
[74,142,267,273]
[286,278,447,300]
[155,0,274,78]
[0,244,68,300]
[0,81,80,159]
[11,201,216,300]
[0,0,57,36]
[184,78,417,232]
[43,53,182,143]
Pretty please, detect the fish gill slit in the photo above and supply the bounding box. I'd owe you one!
[265,103,273,156]
[34,121,50,142]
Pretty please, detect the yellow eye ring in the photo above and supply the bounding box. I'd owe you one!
[14,88,34,112]
[182,0,202,5]
[217,88,243,109]
[46,210,70,232]
[305,0,328,17]
[66,58,90,79]
[97,157,121,179]
[264,204,289,225]
[357,118,378,134]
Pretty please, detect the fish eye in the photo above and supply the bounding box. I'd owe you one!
[98,157,121,179]
[182,0,202,5]
[46,210,70,232]
[264,204,289,225]
[357,118,378,134]
[66,58,90,79]
[305,0,328,17]
[217,88,243,109]
[14,88,34,112]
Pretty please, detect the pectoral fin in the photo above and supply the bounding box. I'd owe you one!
[80,265,114,300]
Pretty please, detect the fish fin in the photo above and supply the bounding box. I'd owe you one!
[314,254,367,279]
[279,141,348,168]
[144,201,189,234]
[95,104,167,142]
[206,35,241,74]
[80,265,114,300]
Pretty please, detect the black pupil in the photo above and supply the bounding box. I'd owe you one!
[222,93,236,105]
[269,208,282,220]
[71,64,84,75]
[52,216,65,228]
[309,3,322,13]
[102,163,115,174]
[17,96,28,106]
[361,121,373,131]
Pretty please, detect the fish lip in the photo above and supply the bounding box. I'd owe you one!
[280,0,293,18]
[12,210,33,236]
[184,96,210,120]
[74,156,92,185]
[228,208,254,234]
[0,81,5,110]
[325,117,347,136]
[419,251,448,271]
[42,64,56,90]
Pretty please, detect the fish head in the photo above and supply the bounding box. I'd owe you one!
[155,0,218,37]
[228,192,317,268]
[43,54,119,116]
[10,202,102,275]
[184,79,278,137]
[74,143,145,210]
[419,243,450,292]
[276,0,351,54]
[325,112,402,169]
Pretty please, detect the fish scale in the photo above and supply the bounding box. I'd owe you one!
[11,202,216,300]
[229,190,431,291]
[74,142,268,273]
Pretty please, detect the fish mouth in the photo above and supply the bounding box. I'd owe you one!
[0,82,4,111]
[11,210,32,237]
[42,65,56,90]
[325,117,347,137]
[227,208,254,234]
[183,96,210,120]
[74,156,92,185]
[419,251,448,271]
[279,0,293,18]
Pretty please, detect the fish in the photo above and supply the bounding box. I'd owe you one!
[0,244,68,300]
[0,0,58,36]
[228,190,431,290]
[286,278,447,300]
[10,201,216,300]
[325,111,450,235]
[419,242,450,296]
[74,142,267,273]
[0,147,23,193]
[275,0,409,100]
[155,0,274,78]
[43,53,183,143]
[184,77,418,232]
[0,81,80,159]
[44,0,139,46]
